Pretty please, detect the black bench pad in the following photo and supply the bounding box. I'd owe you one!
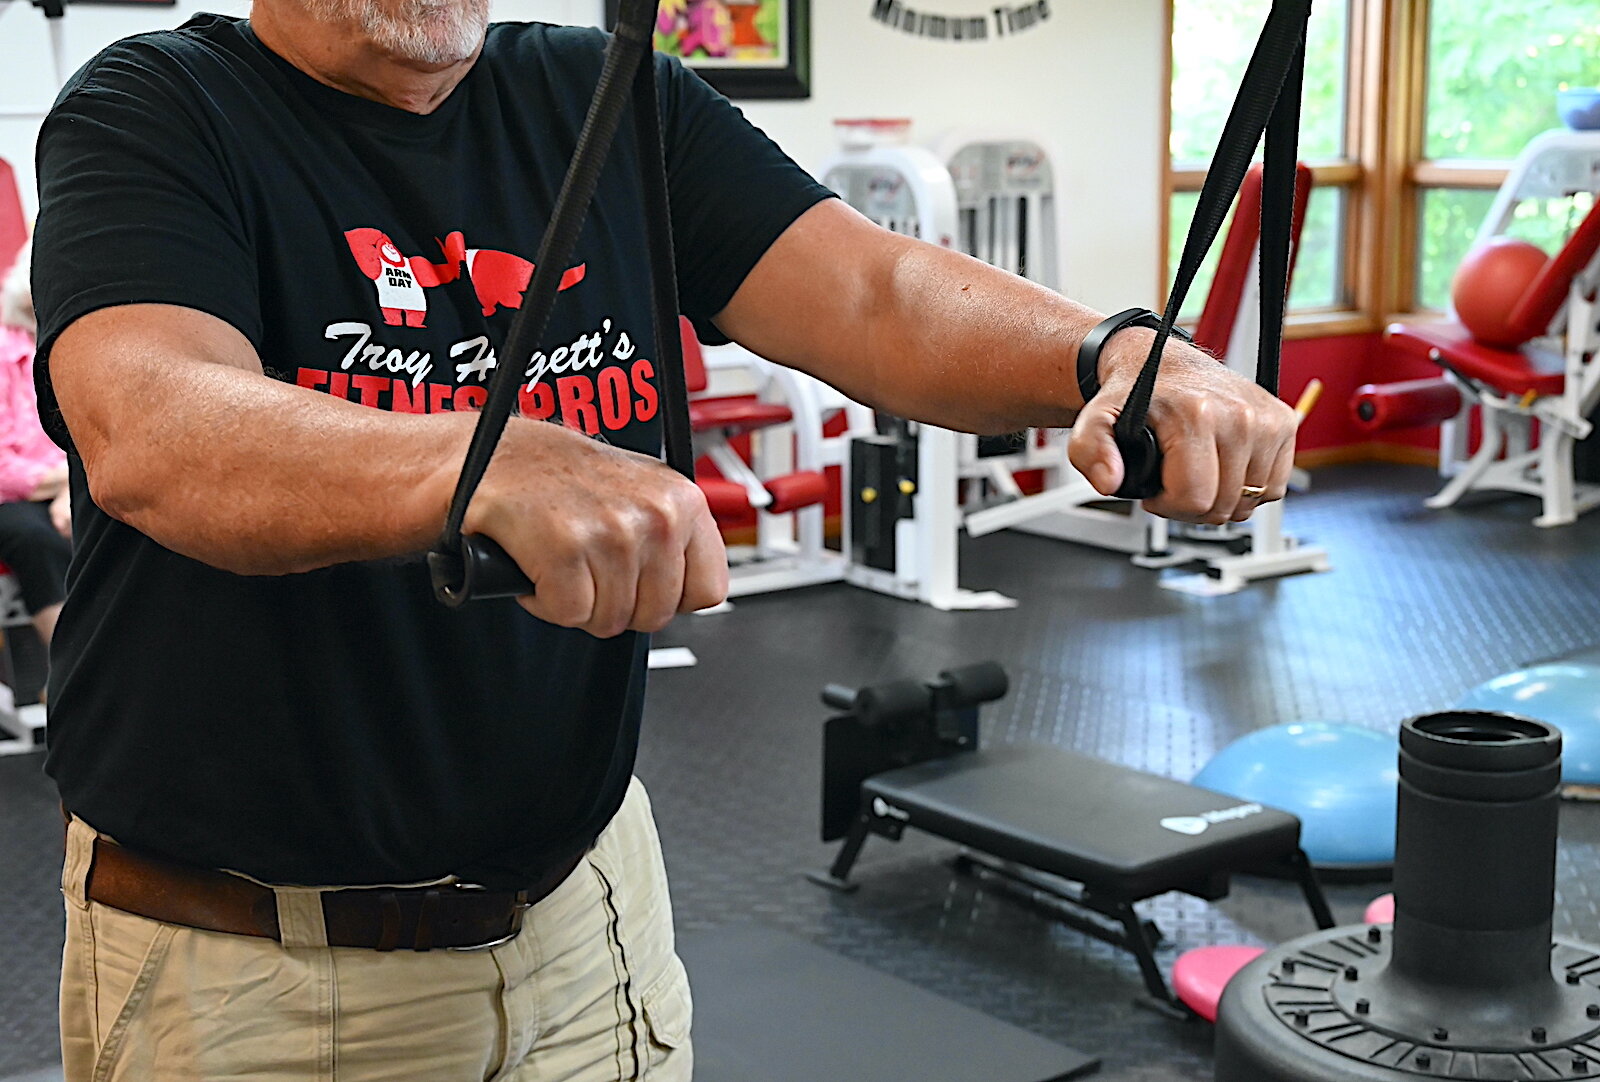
[862,745,1303,899]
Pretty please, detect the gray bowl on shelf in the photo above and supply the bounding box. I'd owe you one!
[1557,87,1600,130]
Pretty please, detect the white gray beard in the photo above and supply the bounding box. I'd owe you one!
[301,0,491,66]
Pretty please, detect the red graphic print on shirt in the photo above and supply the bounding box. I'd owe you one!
[343,228,463,328]
[343,227,587,326]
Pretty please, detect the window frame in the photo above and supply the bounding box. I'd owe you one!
[1162,0,1515,341]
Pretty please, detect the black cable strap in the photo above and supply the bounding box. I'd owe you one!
[428,0,693,605]
[630,40,695,487]
[428,0,1311,599]
[1108,0,1310,500]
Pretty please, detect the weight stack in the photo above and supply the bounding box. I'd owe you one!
[1216,711,1600,1081]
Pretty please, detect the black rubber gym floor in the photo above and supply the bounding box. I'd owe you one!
[3,462,1600,1081]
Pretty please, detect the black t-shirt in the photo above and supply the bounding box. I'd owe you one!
[31,14,831,887]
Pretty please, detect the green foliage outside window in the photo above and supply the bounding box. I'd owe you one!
[1169,0,1348,314]
[1416,189,1497,312]
[1169,187,1343,323]
[1425,1,1600,160]
[1170,0,1349,164]
[1416,2,1600,308]
[1173,0,1600,315]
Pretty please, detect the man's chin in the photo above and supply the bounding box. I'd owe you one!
[303,0,490,67]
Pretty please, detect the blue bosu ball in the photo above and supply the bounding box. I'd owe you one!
[1193,722,1397,869]
[1457,663,1600,786]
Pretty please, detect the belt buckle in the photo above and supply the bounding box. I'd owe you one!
[447,887,531,952]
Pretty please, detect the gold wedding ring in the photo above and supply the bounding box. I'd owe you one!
[1241,484,1268,500]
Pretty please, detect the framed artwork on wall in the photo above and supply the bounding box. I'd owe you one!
[604,0,811,100]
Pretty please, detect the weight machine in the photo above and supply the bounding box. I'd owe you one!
[1381,129,1600,527]
[814,122,1016,609]
[821,123,1329,597]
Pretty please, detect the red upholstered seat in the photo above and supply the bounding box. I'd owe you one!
[687,397,794,434]
[697,471,827,523]
[678,315,796,435]
[697,478,750,522]
[1385,321,1565,398]
[762,471,826,514]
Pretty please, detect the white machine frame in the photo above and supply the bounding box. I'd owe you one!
[1430,129,1600,527]
[811,134,1017,609]
[933,134,1329,595]
[701,126,1330,608]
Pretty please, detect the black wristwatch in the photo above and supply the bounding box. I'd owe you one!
[1076,308,1194,404]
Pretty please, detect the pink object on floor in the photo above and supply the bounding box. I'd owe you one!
[1172,945,1265,1023]
[1364,893,1395,924]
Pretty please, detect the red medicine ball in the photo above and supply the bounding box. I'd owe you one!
[1450,237,1550,349]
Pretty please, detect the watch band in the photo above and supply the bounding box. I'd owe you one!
[1076,308,1193,405]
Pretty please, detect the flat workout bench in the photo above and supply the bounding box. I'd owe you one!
[811,663,1335,1008]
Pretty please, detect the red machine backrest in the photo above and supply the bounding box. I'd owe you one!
[1505,198,1600,343]
[678,315,709,394]
[0,159,26,278]
[1191,161,1314,361]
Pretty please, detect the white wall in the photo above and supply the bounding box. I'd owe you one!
[0,0,1165,309]
[735,0,1167,311]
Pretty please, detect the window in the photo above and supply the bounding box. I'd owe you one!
[1167,0,1353,322]
[1167,0,1600,332]
[1413,1,1600,309]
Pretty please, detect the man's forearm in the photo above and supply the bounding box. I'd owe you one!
[53,303,727,632]
[52,306,471,575]
[88,362,471,575]
[719,200,1298,523]
[854,235,1144,433]
[718,202,1158,436]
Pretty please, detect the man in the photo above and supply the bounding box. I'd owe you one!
[31,1,1298,1079]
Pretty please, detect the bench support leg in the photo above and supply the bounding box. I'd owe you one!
[807,816,870,893]
[1288,848,1336,930]
[1115,900,1179,1007]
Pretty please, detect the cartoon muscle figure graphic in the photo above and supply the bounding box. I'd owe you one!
[465,249,588,317]
[343,228,466,328]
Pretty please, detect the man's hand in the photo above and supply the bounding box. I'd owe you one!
[462,420,728,638]
[1068,329,1299,524]
[49,488,71,539]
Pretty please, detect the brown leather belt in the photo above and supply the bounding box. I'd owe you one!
[84,834,587,951]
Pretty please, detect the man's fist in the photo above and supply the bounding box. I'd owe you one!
[463,420,728,638]
[1068,330,1299,525]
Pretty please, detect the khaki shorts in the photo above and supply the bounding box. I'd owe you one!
[59,778,692,1082]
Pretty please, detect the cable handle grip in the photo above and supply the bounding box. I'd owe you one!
[1111,426,1163,502]
[1092,0,1309,503]
[428,0,690,609]
[428,535,533,606]
[1074,308,1193,502]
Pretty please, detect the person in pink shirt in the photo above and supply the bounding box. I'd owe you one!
[0,240,71,646]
